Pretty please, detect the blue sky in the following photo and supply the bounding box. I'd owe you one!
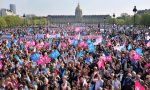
[0,0,149,16]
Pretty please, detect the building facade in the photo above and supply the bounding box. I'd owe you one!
[47,3,111,24]
[0,8,16,16]
[10,4,16,14]
[0,4,16,16]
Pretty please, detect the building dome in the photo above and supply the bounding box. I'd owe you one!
[75,3,82,17]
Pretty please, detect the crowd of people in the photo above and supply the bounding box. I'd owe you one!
[0,24,149,90]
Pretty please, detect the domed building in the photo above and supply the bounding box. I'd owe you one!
[75,3,82,22]
[47,3,110,24]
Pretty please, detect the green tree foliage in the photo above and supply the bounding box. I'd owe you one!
[32,17,47,25]
[116,19,125,25]
[140,13,150,27]
[0,17,7,28]
[3,16,23,27]
[108,13,150,27]
[108,18,116,24]
[130,14,141,25]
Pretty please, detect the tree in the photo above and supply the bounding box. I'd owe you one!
[4,16,15,27]
[3,16,24,27]
[140,13,150,27]
[131,14,141,25]
[116,19,125,25]
[108,18,116,24]
[0,17,7,28]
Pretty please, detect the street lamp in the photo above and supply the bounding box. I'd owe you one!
[104,17,106,33]
[133,6,137,27]
[23,14,26,26]
[113,13,115,34]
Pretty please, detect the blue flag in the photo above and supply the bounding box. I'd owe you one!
[7,42,11,48]
[49,49,60,59]
[127,44,132,51]
[88,43,95,52]
[30,53,41,62]
[59,67,65,77]
[15,55,23,65]
[13,39,17,44]
[72,40,78,46]
[85,57,90,63]
[28,27,33,32]
[77,50,83,57]
[87,39,92,44]
[135,48,142,56]
[20,43,24,50]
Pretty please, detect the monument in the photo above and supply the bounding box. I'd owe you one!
[47,3,110,24]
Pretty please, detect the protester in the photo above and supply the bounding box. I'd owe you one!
[0,24,149,90]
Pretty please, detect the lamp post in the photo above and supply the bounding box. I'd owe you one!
[104,17,106,33]
[23,14,26,26]
[113,13,115,34]
[133,6,137,27]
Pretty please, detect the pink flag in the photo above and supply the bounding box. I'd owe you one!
[145,63,150,67]
[44,56,51,63]
[107,40,112,46]
[28,41,35,47]
[36,43,41,49]
[37,55,45,65]
[106,55,112,62]
[44,42,50,48]
[94,36,103,45]
[146,42,150,47]
[133,53,141,61]
[135,80,145,90]
[83,42,88,47]
[100,55,112,62]
[78,41,85,47]
[130,50,136,58]
[61,42,67,48]
[75,27,80,32]
[0,54,3,59]
[97,59,104,69]
[0,61,2,70]
[100,56,106,61]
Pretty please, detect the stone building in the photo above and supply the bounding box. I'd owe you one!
[137,9,150,15]
[47,3,111,24]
